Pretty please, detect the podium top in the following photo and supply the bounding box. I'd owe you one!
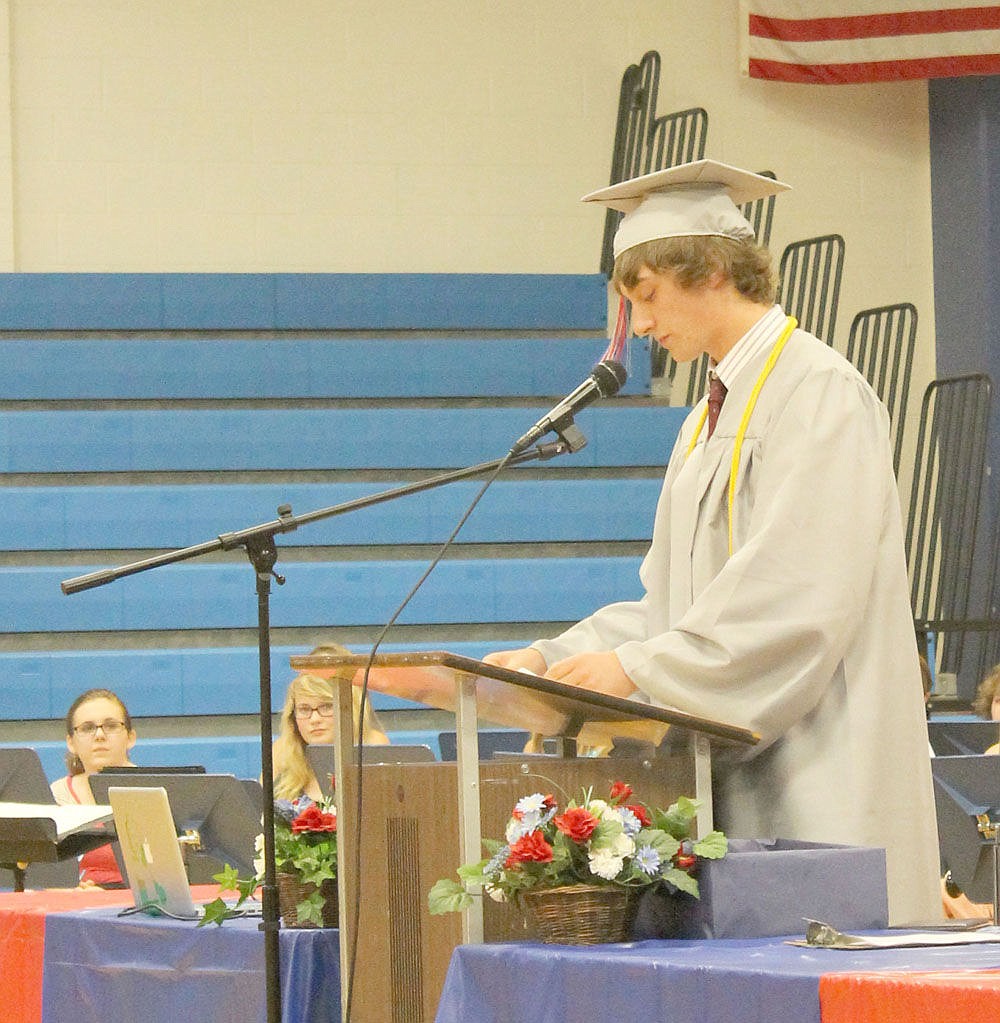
[290,650,759,749]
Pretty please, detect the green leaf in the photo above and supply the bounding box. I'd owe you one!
[661,866,700,898]
[212,864,244,892]
[428,878,473,915]
[639,829,680,859]
[656,797,701,840]
[693,831,728,859]
[197,897,235,928]
[296,891,326,927]
[457,859,489,885]
[588,818,624,853]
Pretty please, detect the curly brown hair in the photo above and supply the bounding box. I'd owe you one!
[612,235,777,304]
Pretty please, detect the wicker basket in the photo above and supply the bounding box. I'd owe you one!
[276,872,339,929]
[521,884,636,945]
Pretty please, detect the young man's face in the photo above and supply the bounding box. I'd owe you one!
[620,266,717,364]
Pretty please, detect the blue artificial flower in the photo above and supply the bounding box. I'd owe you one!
[618,806,642,838]
[485,846,510,878]
[633,844,661,876]
[274,799,301,824]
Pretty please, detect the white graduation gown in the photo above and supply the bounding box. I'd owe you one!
[532,327,941,925]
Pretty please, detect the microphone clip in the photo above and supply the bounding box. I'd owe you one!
[550,414,587,453]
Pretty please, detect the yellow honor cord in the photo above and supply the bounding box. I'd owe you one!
[685,405,710,458]
[683,316,798,556]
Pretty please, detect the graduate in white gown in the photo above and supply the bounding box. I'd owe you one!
[486,160,940,926]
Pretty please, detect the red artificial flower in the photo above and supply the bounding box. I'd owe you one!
[625,803,651,827]
[609,781,633,803]
[673,853,697,871]
[553,806,600,842]
[291,804,338,834]
[505,830,554,867]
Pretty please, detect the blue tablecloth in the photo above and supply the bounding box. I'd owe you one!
[41,907,340,1023]
[434,935,1000,1023]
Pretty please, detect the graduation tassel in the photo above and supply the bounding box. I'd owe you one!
[601,293,630,368]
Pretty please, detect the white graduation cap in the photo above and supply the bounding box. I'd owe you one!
[582,159,791,259]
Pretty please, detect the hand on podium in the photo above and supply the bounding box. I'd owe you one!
[546,651,638,700]
[482,648,547,674]
[485,648,638,701]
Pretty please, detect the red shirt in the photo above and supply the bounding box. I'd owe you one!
[61,775,123,887]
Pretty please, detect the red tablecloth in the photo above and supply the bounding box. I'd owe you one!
[0,885,220,1023]
[821,968,1000,1022]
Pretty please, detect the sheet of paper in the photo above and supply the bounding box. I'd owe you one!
[0,801,113,838]
[787,918,1000,950]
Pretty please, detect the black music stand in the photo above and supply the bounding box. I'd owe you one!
[932,754,1000,916]
[0,805,113,891]
[0,748,89,889]
[928,720,1000,757]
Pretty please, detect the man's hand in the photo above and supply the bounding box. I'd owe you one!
[482,648,547,674]
[545,651,638,699]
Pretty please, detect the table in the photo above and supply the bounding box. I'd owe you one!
[42,907,340,1023]
[821,968,1000,1022]
[0,887,137,1023]
[0,888,341,1023]
[434,934,1000,1023]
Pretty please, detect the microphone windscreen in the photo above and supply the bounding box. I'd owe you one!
[593,360,627,397]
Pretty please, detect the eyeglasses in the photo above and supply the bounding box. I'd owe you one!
[73,719,127,737]
[294,703,335,720]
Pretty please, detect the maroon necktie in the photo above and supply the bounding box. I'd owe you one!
[707,372,727,438]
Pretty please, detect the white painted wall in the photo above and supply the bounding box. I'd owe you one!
[3,0,935,430]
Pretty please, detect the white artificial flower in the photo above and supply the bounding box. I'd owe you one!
[588,850,625,881]
[484,882,508,903]
[609,832,635,858]
[587,799,610,818]
[506,817,530,843]
[513,793,548,831]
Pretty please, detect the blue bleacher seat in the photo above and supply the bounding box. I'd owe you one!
[0,273,685,773]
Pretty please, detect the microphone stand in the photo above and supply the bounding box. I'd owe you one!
[60,436,580,1023]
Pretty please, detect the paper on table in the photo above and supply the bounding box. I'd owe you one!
[788,918,1000,950]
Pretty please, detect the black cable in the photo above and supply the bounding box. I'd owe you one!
[116,901,263,921]
[342,447,516,1023]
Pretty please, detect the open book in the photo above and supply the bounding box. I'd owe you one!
[0,801,113,837]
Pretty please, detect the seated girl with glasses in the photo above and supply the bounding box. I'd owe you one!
[272,656,389,803]
[50,687,137,887]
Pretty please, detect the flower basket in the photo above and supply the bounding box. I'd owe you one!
[429,781,728,943]
[277,872,339,929]
[522,883,637,944]
[201,795,339,929]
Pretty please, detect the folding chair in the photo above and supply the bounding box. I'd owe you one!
[845,302,917,474]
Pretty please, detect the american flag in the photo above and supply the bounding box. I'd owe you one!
[741,2,1000,84]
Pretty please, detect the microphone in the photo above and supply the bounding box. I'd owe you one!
[510,359,627,455]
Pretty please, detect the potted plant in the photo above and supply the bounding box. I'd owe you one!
[428,780,726,944]
[201,795,339,929]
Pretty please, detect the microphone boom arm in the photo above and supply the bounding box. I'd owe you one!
[60,438,579,595]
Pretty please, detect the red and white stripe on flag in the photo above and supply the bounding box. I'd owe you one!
[740,1,1000,83]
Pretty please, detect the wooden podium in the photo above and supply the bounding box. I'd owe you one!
[292,651,759,1023]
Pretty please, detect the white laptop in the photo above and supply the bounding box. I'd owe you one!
[108,785,201,919]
